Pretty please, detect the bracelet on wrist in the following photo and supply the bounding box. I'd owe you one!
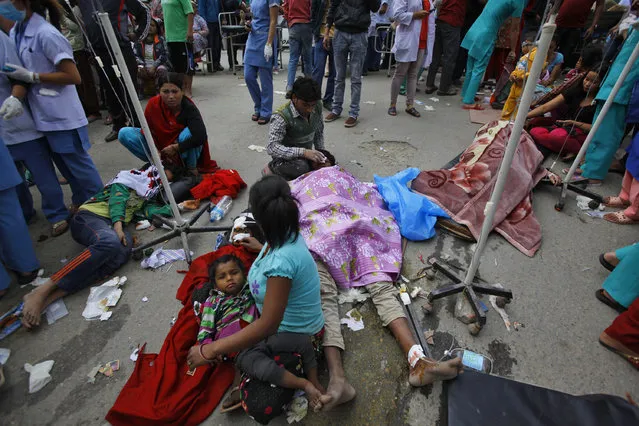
[199,344,215,362]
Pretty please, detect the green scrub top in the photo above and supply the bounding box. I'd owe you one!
[596,28,639,105]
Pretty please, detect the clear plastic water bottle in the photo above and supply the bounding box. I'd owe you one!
[449,349,492,373]
[209,196,232,222]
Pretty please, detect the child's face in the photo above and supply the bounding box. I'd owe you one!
[521,41,533,55]
[214,261,245,296]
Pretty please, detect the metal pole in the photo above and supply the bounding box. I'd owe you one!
[462,16,558,285]
[560,23,639,206]
[96,13,186,225]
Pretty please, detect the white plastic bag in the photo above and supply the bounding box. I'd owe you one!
[24,360,54,393]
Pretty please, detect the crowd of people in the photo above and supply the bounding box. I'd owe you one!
[1,0,639,423]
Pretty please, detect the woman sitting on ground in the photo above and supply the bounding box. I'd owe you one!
[525,68,602,159]
[134,18,169,96]
[118,73,218,176]
[21,165,172,329]
[187,175,330,421]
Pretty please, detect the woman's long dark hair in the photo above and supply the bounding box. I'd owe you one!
[32,0,63,29]
[249,175,299,248]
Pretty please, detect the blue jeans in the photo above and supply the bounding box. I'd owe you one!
[245,64,274,119]
[363,33,384,72]
[332,30,367,118]
[287,23,313,91]
[53,210,132,293]
[0,186,40,290]
[312,39,335,104]
[118,127,202,168]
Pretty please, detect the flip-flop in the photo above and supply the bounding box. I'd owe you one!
[462,103,484,110]
[599,254,616,272]
[599,338,639,370]
[387,106,397,116]
[405,107,421,117]
[603,196,631,208]
[251,114,260,122]
[219,386,242,413]
[604,211,639,225]
[595,289,627,313]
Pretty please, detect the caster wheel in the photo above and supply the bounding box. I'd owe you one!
[422,302,433,315]
[468,323,482,336]
[554,202,564,211]
[588,200,601,210]
[495,296,510,308]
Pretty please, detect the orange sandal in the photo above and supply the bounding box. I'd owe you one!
[603,196,631,208]
[603,211,639,225]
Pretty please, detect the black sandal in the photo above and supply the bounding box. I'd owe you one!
[599,254,616,272]
[257,116,270,125]
[251,113,259,122]
[595,289,627,313]
[405,107,421,118]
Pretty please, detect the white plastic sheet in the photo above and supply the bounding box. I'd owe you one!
[24,360,54,393]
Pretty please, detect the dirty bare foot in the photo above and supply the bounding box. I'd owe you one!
[409,357,463,387]
[304,380,325,412]
[320,375,355,411]
[21,288,48,329]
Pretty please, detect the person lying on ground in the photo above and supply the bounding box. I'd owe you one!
[118,72,218,176]
[265,76,330,180]
[525,68,602,159]
[289,165,463,410]
[187,175,330,422]
[192,254,326,414]
[21,165,172,329]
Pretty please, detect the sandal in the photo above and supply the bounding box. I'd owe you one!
[405,106,421,117]
[424,85,438,94]
[219,386,242,413]
[251,113,260,122]
[562,167,582,175]
[51,220,69,237]
[387,106,397,116]
[604,211,639,225]
[603,196,630,208]
[595,289,627,313]
[599,254,617,272]
[257,117,270,125]
[462,103,484,111]
[599,336,639,370]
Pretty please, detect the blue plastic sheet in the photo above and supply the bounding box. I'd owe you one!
[374,168,449,241]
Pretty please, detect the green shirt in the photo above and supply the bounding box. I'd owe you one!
[162,0,194,42]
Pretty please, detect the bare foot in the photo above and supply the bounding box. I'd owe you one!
[409,357,463,387]
[304,381,325,412]
[21,287,49,328]
[600,331,639,358]
[320,375,355,411]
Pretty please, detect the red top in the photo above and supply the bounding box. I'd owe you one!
[283,0,311,27]
[438,0,467,28]
[419,0,430,49]
[556,0,598,28]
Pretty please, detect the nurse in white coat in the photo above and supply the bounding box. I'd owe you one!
[389,0,429,117]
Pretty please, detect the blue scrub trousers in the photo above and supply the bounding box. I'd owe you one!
[245,64,274,119]
[461,52,491,105]
[603,243,639,308]
[118,127,202,168]
[9,138,69,224]
[45,127,103,206]
[0,186,40,291]
[312,40,336,105]
[581,102,628,181]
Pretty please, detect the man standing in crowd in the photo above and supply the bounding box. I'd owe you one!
[556,0,604,68]
[323,0,381,128]
[163,0,196,97]
[425,0,466,96]
[284,0,314,96]
[78,0,150,142]
[311,0,335,111]
[199,0,224,72]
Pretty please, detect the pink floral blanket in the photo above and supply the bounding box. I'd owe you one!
[290,166,402,288]
[411,121,546,257]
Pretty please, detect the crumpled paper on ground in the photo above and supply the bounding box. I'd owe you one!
[45,299,68,325]
[286,395,308,423]
[340,308,364,331]
[248,144,267,153]
[24,360,54,393]
[337,288,370,304]
[141,248,190,269]
[0,348,10,365]
[82,276,127,320]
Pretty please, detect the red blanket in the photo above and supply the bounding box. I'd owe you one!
[189,169,247,203]
[106,245,256,426]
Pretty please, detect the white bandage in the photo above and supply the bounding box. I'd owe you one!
[407,344,425,368]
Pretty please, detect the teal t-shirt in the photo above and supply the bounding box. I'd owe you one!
[248,236,325,335]
[162,0,194,42]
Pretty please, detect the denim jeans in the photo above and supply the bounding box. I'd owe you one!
[52,210,131,293]
[332,30,367,118]
[363,33,385,72]
[287,23,313,91]
[118,127,202,168]
[312,38,335,104]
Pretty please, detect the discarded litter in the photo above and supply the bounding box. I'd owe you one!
[0,302,23,341]
[414,100,424,105]
[423,329,435,345]
[586,210,607,218]
[429,97,440,102]
[0,348,10,365]
[130,347,140,362]
[363,101,376,105]
[379,146,387,152]
[141,248,190,269]
[350,160,363,167]
[87,365,101,384]
[60,258,68,264]
[489,285,511,331]
[45,299,69,325]
[576,195,604,211]
[340,308,364,331]
[424,105,435,111]
[286,395,308,423]
[238,83,247,87]
[446,103,451,106]
[98,360,120,377]
[373,128,378,131]
[337,288,370,304]
[142,296,149,302]
[178,199,201,211]
[248,144,267,153]
[25,360,54,393]
[274,90,287,95]
[135,220,151,230]
[82,276,127,321]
